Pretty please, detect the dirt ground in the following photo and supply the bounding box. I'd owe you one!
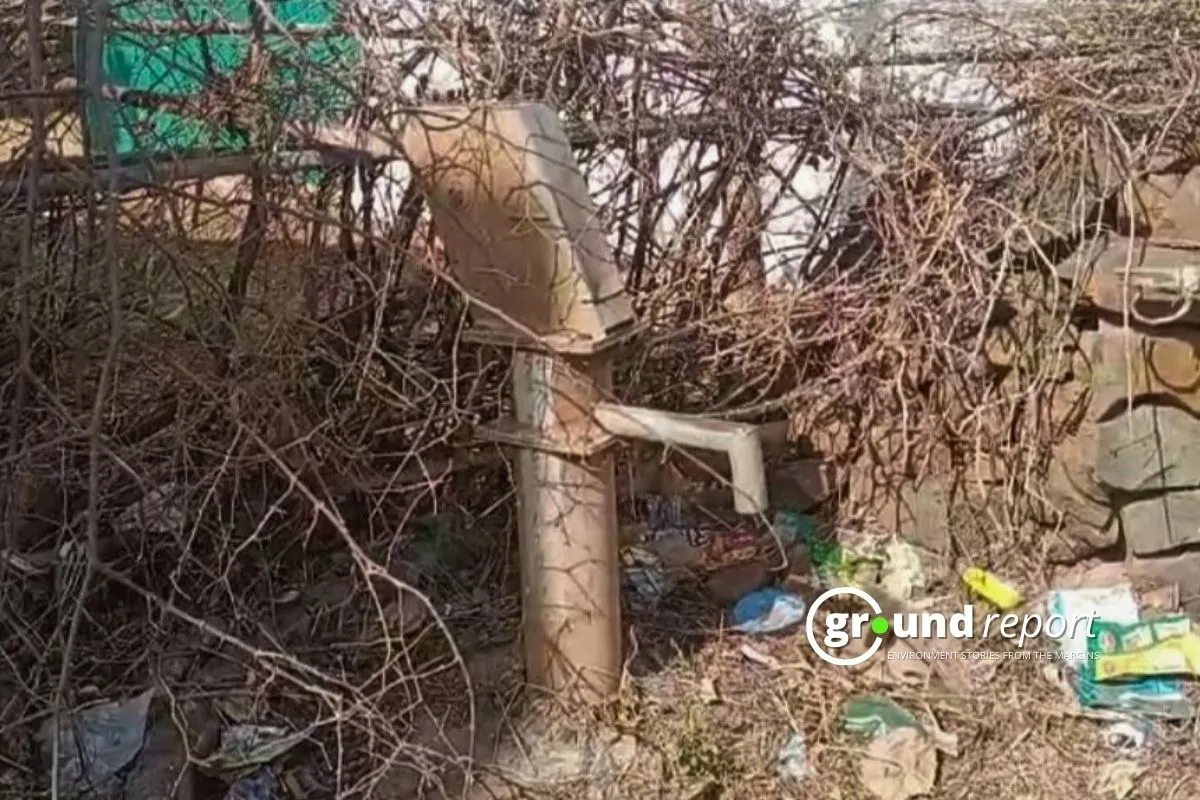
[22,465,1180,800]
[204,475,1196,800]
[367,478,1200,800]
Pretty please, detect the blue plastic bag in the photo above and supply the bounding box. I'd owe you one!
[730,587,807,634]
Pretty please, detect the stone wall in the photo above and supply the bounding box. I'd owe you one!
[1045,164,1200,561]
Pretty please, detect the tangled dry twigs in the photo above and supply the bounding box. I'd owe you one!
[3,0,1200,797]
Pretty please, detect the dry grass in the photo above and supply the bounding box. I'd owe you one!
[602,634,1197,799]
[372,518,1200,799]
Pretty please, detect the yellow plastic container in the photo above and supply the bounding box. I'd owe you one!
[961,567,1022,611]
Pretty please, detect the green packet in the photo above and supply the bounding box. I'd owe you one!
[1073,616,1191,716]
[841,695,919,738]
[1091,616,1193,654]
[1083,616,1194,681]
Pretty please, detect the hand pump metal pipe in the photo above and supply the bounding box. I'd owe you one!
[400,103,769,705]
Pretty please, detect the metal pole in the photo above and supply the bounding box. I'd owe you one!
[592,403,768,515]
[510,351,621,703]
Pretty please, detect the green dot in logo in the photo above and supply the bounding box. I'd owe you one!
[870,616,890,636]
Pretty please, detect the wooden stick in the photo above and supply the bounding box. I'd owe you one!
[0,149,360,201]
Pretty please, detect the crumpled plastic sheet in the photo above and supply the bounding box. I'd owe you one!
[860,727,937,800]
[730,587,807,634]
[776,731,809,783]
[224,765,279,800]
[41,689,154,798]
[201,723,309,776]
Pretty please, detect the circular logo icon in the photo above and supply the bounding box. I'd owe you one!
[805,586,885,666]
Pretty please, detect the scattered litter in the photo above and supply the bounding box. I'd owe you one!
[859,726,937,800]
[774,510,863,585]
[40,688,154,798]
[1047,585,1137,661]
[730,588,807,635]
[621,546,674,607]
[639,493,763,571]
[650,521,763,571]
[646,531,705,570]
[842,694,958,762]
[113,482,187,534]
[961,567,1021,610]
[841,695,920,738]
[775,509,893,591]
[1066,667,1190,719]
[739,644,784,671]
[1051,585,1192,718]
[1095,760,1145,799]
[224,765,279,800]
[698,677,721,704]
[773,508,819,550]
[776,731,809,784]
[879,539,924,602]
[640,494,686,528]
[1057,556,1200,606]
[200,725,308,777]
[124,699,212,800]
[1103,719,1153,755]
[1139,583,1179,616]
[1092,616,1200,681]
[706,524,763,568]
[625,494,790,609]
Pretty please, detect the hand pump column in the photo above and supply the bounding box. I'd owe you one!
[404,104,636,703]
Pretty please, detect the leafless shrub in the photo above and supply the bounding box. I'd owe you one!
[1,0,1197,794]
